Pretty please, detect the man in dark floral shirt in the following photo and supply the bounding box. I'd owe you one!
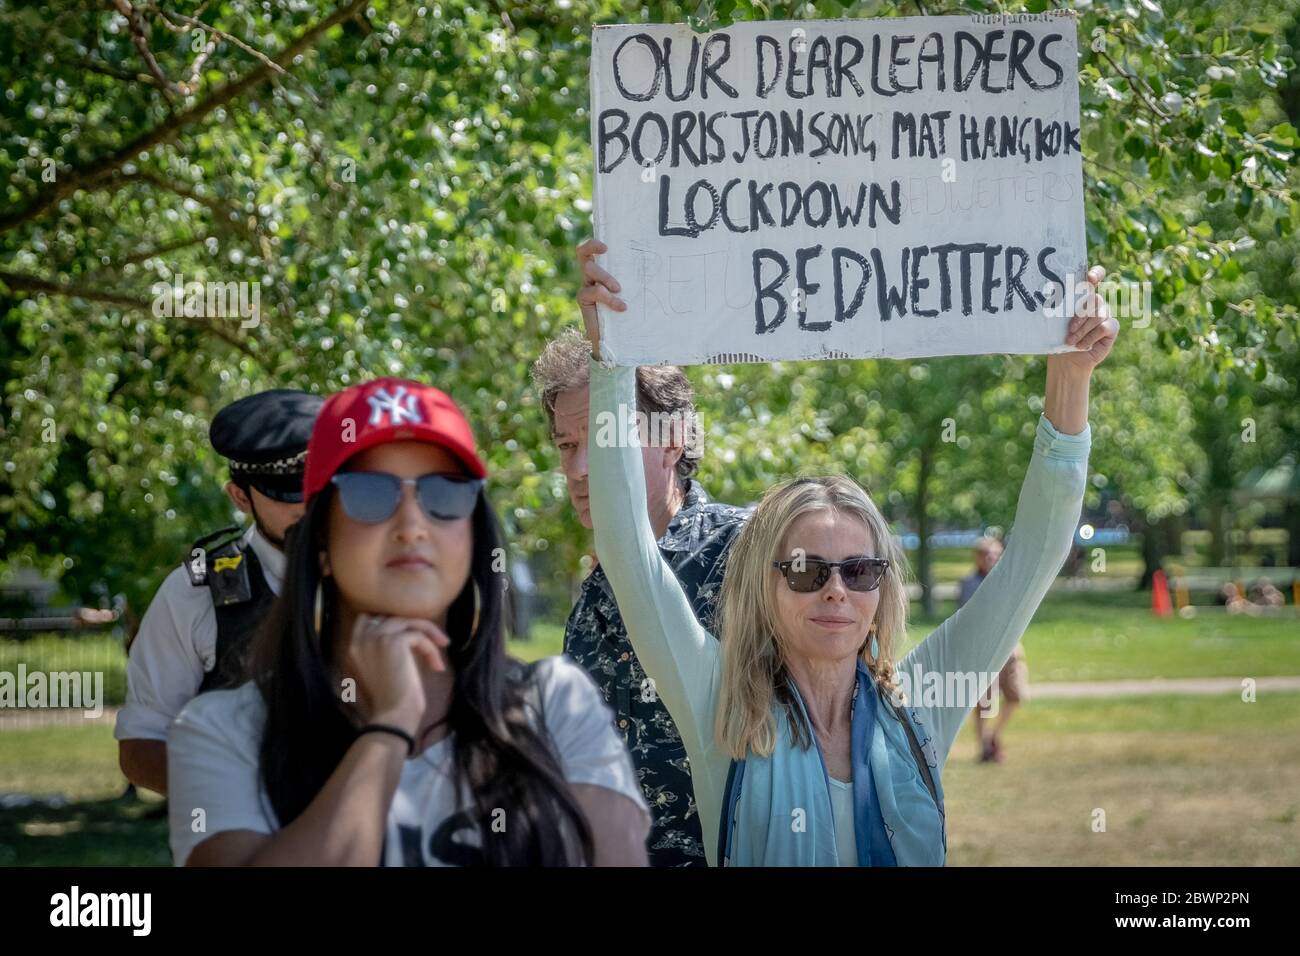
[532,326,749,866]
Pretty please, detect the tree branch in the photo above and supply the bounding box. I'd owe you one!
[181,33,220,95]
[89,235,210,274]
[146,5,289,82]
[114,0,181,100]
[119,171,263,245]
[48,52,160,87]
[0,269,260,361]
[1098,48,1172,123]
[0,270,147,308]
[1083,156,1158,199]
[0,0,368,236]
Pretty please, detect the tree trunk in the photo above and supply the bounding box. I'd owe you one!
[1138,514,1185,590]
[1285,497,1300,569]
[1207,499,1229,567]
[1164,514,1186,561]
[1190,387,1240,569]
[1139,516,1162,590]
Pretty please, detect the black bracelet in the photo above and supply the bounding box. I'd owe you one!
[357,723,416,756]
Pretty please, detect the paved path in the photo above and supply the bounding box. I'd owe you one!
[1030,676,1300,699]
[4,677,1300,728]
[0,705,120,728]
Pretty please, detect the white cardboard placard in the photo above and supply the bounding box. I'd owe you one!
[590,13,1085,366]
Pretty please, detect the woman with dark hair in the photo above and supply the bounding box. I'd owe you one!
[167,378,650,866]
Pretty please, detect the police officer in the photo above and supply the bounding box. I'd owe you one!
[115,389,322,795]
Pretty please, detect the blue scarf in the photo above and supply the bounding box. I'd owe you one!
[721,660,945,866]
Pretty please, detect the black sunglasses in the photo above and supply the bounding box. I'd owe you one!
[771,557,890,593]
[244,474,305,504]
[330,472,483,524]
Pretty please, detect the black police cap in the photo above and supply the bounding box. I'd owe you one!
[209,388,324,477]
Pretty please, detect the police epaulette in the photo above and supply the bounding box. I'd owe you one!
[185,526,245,586]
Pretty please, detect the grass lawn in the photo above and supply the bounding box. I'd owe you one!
[4,692,1296,866]
[905,590,1300,682]
[942,692,1300,866]
[0,721,170,866]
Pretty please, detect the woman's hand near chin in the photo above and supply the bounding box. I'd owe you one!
[345,613,450,733]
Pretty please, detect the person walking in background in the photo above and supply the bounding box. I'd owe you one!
[960,537,1029,764]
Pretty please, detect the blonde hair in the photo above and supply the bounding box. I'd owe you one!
[715,475,910,759]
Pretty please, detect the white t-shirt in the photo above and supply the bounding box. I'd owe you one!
[828,776,857,867]
[167,655,650,866]
[115,526,285,742]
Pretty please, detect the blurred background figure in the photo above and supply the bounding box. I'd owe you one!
[960,537,1029,764]
[1248,578,1285,609]
[1220,582,1251,614]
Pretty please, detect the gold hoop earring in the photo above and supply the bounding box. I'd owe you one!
[314,579,324,635]
[470,580,482,635]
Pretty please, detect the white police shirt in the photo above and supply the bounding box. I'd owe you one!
[114,526,284,743]
[166,656,650,866]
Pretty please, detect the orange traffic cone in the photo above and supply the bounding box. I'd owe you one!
[1152,569,1172,617]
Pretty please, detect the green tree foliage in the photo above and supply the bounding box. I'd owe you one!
[1,0,1297,614]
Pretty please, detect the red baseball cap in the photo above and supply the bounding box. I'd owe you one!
[303,377,487,504]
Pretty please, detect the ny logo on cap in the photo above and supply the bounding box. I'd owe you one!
[367,386,422,427]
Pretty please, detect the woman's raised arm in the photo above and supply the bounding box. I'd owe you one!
[1043,265,1118,434]
[578,240,724,776]
[900,266,1118,765]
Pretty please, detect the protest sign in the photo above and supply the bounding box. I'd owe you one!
[589,12,1085,366]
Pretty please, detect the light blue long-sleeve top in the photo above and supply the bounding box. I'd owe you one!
[586,357,1090,866]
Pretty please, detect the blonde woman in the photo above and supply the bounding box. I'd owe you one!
[576,238,1118,866]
